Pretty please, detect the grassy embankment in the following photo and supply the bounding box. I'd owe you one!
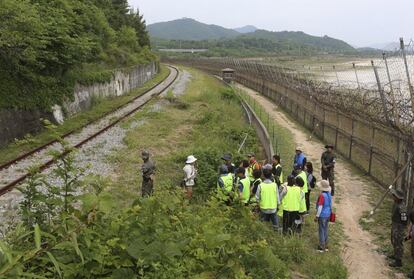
[0,66,170,165]
[103,67,347,278]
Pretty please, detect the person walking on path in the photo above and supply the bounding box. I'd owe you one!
[280,175,302,234]
[389,189,408,267]
[183,155,198,198]
[256,164,279,230]
[141,150,156,197]
[217,165,234,202]
[294,164,309,214]
[305,162,316,213]
[293,147,306,171]
[236,167,250,205]
[247,153,261,181]
[314,180,332,252]
[321,144,336,196]
[272,155,283,188]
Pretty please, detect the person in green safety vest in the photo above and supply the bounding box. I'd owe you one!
[280,175,302,234]
[217,165,234,203]
[250,169,263,210]
[272,154,283,188]
[235,167,250,205]
[255,164,279,230]
[294,163,309,215]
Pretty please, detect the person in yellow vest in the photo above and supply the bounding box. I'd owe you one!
[280,175,302,234]
[255,164,279,230]
[250,169,263,208]
[272,155,283,188]
[294,163,309,214]
[247,153,261,181]
[235,167,250,205]
[296,177,308,233]
[217,165,234,203]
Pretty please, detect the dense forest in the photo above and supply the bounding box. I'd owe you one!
[0,0,154,110]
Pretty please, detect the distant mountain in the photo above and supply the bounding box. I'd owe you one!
[368,42,399,51]
[147,18,240,41]
[242,30,355,53]
[234,25,258,34]
[150,18,356,56]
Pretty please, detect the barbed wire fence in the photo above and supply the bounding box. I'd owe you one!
[168,37,414,208]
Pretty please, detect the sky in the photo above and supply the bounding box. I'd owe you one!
[128,0,413,47]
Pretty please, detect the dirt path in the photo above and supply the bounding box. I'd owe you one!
[236,83,393,279]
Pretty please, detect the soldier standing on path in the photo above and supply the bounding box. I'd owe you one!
[141,150,156,197]
[389,189,408,268]
[321,144,336,196]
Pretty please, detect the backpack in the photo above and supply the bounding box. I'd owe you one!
[309,173,316,189]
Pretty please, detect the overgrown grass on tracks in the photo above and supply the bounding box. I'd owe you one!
[0,66,170,165]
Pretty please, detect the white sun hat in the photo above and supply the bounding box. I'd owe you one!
[186,155,198,164]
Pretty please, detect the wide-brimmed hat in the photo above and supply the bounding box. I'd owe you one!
[295,146,302,152]
[391,188,405,200]
[221,153,232,161]
[325,144,335,149]
[247,152,255,157]
[186,155,197,164]
[318,180,331,192]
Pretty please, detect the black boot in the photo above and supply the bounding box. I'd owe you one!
[411,270,414,279]
[389,259,402,267]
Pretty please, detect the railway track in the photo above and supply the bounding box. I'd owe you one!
[0,65,179,196]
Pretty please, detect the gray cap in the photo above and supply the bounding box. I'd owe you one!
[222,153,232,161]
[247,152,255,157]
[391,189,405,200]
[219,164,229,174]
[141,150,150,158]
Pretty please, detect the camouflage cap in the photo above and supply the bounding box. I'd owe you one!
[141,150,150,158]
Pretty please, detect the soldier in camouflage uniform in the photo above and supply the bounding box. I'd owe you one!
[390,189,408,268]
[141,150,156,197]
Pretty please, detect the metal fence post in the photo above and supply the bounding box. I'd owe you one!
[333,65,340,86]
[383,52,399,125]
[353,63,360,89]
[372,60,392,125]
[400,38,414,115]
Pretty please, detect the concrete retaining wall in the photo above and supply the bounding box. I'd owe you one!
[0,62,158,147]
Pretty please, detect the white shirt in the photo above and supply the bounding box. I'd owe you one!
[183,164,197,186]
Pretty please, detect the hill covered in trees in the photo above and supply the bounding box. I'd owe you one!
[0,0,154,110]
[147,18,241,41]
[149,18,357,57]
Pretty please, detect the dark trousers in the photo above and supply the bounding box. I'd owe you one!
[141,179,154,197]
[283,210,300,234]
[305,191,311,212]
[321,170,335,196]
[391,222,406,261]
[260,211,278,229]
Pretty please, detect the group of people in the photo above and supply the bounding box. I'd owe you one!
[139,144,336,251]
[178,145,337,252]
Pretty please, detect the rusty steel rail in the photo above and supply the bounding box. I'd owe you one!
[0,67,173,172]
[0,66,179,196]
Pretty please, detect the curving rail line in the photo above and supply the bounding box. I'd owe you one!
[0,65,179,196]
